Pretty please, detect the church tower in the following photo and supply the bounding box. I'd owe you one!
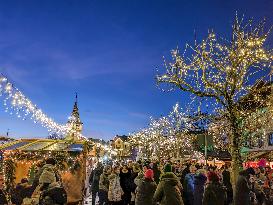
[66,93,83,140]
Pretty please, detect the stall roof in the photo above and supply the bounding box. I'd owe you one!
[0,139,86,152]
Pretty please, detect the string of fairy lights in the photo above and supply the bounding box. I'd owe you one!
[129,103,204,159]
[155,14,273,164]
[0,74,86,140]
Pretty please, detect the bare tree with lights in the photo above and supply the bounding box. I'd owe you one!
[156,14,273,184]
[130,103,203,160]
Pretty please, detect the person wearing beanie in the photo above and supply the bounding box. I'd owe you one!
[108,166,124,204]
[153,167,184,205]
[31,158,60,194]
[135,169,157,205]
[134,164,148,187]
[144,169,154,179]
[202,171,226,205]
[234,167,255,205]
[11,178,32,205]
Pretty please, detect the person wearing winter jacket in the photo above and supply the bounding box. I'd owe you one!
[0,189,7,205]
[0,175,7,205]
[90,162,103,205]
[39,181,67,205]
[99,166,112,205]
[234,167,255,205]
[108,166,124,205]
[134,165,148,187]
[153,163,184,205]
[183,165,196,205]
[120,165,133,205]
[131,163,142,204]
[222,166,233,205]
[31,158,61,194]
[36,165,67,205]
[11,178,32,205]
[152,162,161,185]
[203,171,226,205]
[193,169,207,205]
[135,169,157,205]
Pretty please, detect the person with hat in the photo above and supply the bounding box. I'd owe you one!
[135,169,157,205]
[99,165,112,205]
[11,178,32,205]
[202,171,226,205]
[134,164,148,187]
[234,167,255,205]
[31,158,60,194]
[108,166,124,205]
[153,163,184,205]
[183,165,196,205]
[31,167,58,205]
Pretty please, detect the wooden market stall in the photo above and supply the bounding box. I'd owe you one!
[0,138,94,204]
[243,146,273,169]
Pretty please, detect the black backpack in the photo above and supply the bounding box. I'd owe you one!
[41,186,67,205]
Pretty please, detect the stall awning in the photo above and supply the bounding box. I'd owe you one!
[0,139,86,152]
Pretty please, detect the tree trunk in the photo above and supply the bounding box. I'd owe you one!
[228,108,242,197]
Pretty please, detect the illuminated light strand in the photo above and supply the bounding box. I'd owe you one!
[0,74,86,140]
[129,103,204,159]
[155,14,273,163]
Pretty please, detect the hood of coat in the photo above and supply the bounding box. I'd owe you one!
[109,173,119,180]
[143,178,154,183]
[133,166,141,173]
[160,172,179,186]
[48,182,61,189]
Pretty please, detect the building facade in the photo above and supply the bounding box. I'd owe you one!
[110,135,131,159]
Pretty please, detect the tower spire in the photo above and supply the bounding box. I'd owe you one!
[66,93,83,140]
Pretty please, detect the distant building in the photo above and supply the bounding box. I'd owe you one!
[0,136,14,145]
[66,94,83,141]
[111,135,131,158]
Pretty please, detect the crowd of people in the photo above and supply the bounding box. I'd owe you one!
[1,158,273,205]
[0,158,67,205]
[89,160,273,205]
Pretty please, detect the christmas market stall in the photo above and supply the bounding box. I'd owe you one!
[243,146,273,169]
[0,138,94,204]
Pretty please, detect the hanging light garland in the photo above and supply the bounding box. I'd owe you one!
[0,74,86,140]
[129,103,204,159]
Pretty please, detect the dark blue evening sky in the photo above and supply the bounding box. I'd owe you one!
[0,0,272,140]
